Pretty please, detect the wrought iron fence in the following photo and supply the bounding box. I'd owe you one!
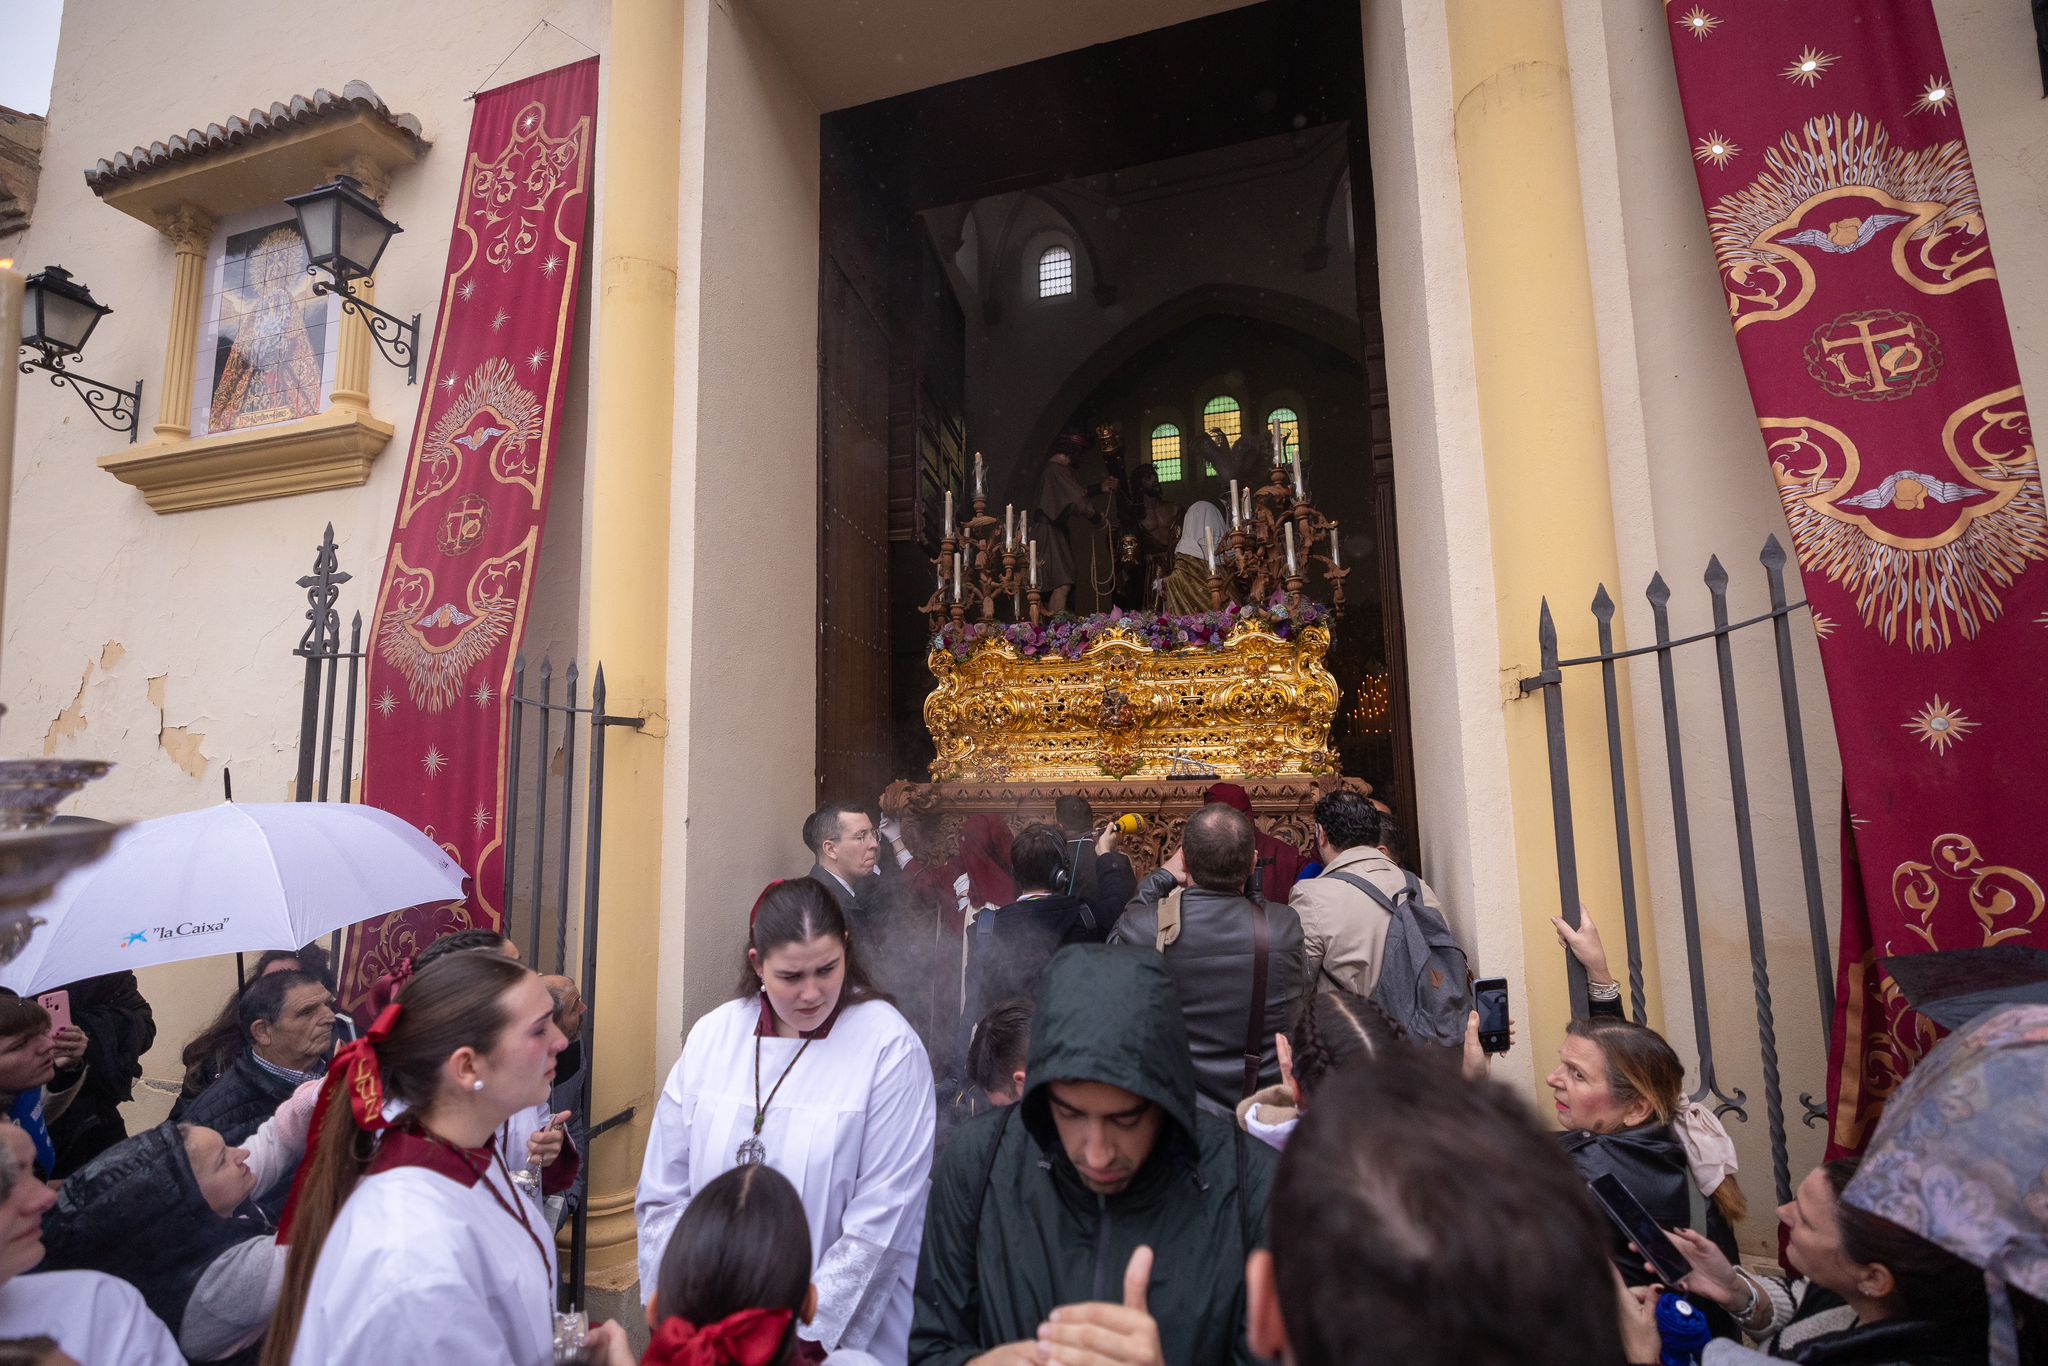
[500,653,639,1301]
[1518,535,1834,1208]
[287,528,632,1304]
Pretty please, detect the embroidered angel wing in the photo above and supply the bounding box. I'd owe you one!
[1778,214,1912,255]
[1835,470,1989,509]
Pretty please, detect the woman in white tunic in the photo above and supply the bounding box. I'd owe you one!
[637,878,936,1363]
[262,951,626,1366]
[0,1123,183,1365]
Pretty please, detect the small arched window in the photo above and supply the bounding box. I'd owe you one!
[1149,424,1183,483]
[1265,407,1302,465]
[1200,395,1240,476]
[1037,245,1074,298]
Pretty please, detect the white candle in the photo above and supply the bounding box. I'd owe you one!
[943,488,954,540]
[1029,539,1038,588]
[1285,522,1298,575]
[1242,488,1254,524]
[1330,523,1342,569]
[1204,525,1217,575]
[936,560,945,594]
[0,260,19,660]
[974,451,986,499]
[1228,480,1240,528]
[1271,418,1285,466]
[953,551,964,601]
[1005,504,1015,551]
[1293,450,1306,502]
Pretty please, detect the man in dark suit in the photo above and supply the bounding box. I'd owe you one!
[804,800,880,916]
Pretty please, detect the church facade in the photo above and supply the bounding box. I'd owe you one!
[5,0,2046,1281]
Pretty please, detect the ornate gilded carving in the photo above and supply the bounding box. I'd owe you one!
[924,619,1340,783]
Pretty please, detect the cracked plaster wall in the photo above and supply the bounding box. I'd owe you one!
[2,0,609,1098]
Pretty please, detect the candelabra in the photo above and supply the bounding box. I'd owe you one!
[921,451,1053,634]
[1208,457,1349,617]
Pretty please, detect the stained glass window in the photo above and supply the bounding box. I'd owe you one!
[1150,423,1183,483]
[1038,245,1074,298]
[1265,407,1301,465]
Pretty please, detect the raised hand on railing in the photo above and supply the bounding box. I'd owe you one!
[1550,907,1617,993]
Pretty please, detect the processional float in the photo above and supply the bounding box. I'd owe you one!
[890,423,1366,871]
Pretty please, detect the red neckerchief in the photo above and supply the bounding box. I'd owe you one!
[754,994,844,1041]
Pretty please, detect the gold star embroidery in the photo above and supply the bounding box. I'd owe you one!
[1693,133,1740,169]
[1903,695,1978,756]
[422,745,448,777]
[1810,612,1836,639]
[374,688,399,717]
[472,804,491,834]
[1678,7,1721,40]
[1781,48,1837,86]
[1910,76,1955,117]
[472,679,495,707]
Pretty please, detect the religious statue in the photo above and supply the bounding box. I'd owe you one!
[1032,427,1118,615]
[1114,463,1185,611]
[1164,501,1232,615]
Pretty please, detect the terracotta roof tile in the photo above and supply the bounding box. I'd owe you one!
[84,81,427,193]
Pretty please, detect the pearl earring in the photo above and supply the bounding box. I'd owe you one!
[471,1079,485,1092]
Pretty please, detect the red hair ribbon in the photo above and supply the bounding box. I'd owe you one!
[748,880,788,928]
[643,1309,793,1366]
[276,1001,405,1241]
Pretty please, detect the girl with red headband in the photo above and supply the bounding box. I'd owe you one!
[261,950,625,1365]
[636,879,935,1364]
[595,1164,881,1366]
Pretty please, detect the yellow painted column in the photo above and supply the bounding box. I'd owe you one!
[1443,0,1662,1069]
[576,0,683,1278]
[150,207,214,441]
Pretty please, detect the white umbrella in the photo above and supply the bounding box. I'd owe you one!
[0,802,466,995]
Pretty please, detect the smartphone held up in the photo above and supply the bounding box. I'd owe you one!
[1473,977,1511,1055]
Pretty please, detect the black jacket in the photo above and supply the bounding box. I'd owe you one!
[46,972,156,1178]
[1560,1119,1739,1283]
[39,1120,269,1339]
[963,893,1104,1030]
[911,944,1274,1366]
[1109,870,1306,1110]
[180,1054,299,1148]
[1777,1312,1989,1365]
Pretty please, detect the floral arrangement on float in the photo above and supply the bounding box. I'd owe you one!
[931,594,1328,662]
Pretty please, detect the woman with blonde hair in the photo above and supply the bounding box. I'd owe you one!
[1549,913,1746,1284]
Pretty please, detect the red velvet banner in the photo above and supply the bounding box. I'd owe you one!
[1659,6,2045,1149]
[339,60,598,1005]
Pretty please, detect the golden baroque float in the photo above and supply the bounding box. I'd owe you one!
[924,605,1341,783]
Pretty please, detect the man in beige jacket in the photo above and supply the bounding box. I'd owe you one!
[1288,789,1447,996]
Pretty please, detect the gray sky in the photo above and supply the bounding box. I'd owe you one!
[0,0,64,116]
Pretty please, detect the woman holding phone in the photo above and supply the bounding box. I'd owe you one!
[1547,914,1746,1285]
[1650,1157,1988,1364]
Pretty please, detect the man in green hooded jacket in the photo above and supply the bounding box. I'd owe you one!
[910,944,1275,1365]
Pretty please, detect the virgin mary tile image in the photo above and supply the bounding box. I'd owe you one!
[206,222,329,432]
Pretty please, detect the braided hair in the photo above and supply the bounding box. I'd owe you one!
[1287,989,1406,1101]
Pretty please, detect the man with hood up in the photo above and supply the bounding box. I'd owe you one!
[910,944,1274,1365]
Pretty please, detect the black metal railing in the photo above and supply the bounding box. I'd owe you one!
[1519,535,1835,1208]
[501,654,640,1303]
[287,529,631,1303]
[292,523,368,806]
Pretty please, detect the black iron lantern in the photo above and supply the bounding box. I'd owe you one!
[15,266,141,442]
[284,176,421,385]
[21,266,112,359]
[285,175,402,285]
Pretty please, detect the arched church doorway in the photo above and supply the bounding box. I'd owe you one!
[815,0,1417,855]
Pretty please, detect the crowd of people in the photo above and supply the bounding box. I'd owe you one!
[0,784,2041,1365]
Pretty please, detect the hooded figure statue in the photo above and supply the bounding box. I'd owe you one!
[910,944,1274,1364]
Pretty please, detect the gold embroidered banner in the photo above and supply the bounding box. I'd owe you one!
[1659,6,2044,1150]
[340,60,598,1005]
